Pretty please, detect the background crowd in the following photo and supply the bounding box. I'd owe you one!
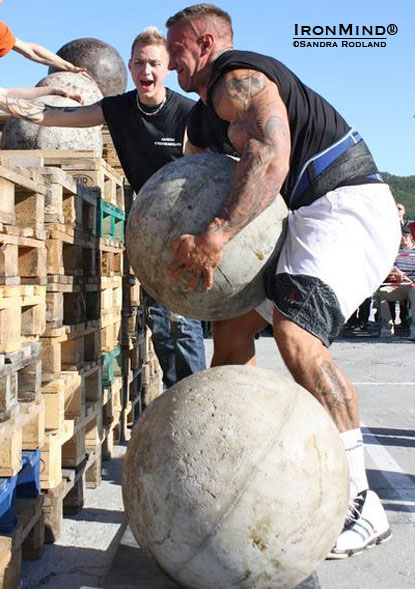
[344,202,415,340]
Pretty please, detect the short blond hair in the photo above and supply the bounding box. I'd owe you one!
[131,26,167,55]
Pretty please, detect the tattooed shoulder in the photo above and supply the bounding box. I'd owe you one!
[219,69,268,109]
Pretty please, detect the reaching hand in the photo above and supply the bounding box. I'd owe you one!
[67,65,97,85]
[169,229,226,291]
[51,87,84,104]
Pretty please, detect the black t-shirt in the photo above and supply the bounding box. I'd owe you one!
[187,50,378,207]
[102,88,195,193]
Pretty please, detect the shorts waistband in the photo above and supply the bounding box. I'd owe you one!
[290,130,382,206]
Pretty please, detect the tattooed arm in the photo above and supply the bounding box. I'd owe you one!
[0,89,104,127]
[170,69,290,290]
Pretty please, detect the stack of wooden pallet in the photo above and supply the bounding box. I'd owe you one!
[0,160,47,587]
[0,127,164,585]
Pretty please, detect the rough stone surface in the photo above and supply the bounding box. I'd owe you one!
[49,37,127,97]
[126,153,288,320]
[36,71,103,105]
[1,94,103,156]
[123,365,349,589]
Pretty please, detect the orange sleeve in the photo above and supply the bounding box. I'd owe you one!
[0,22,16,58]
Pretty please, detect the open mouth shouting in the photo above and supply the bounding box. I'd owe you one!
[139,79,154,91]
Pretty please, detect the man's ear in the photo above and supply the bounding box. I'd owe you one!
[128,59,132,73]
[199,34,215,55]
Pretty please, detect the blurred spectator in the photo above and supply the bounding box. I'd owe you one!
[343,297,372,334]
[396,202,415,240]
[379,226,415,340]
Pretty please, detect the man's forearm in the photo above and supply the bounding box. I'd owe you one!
[0,91,103,127]
[206,139,286,242]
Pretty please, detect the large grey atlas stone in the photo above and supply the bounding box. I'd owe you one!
[49,37,127,97]
[1,94,103,156]
[36,71,103,105]
[126,153,288,321]
[123,365,349,589]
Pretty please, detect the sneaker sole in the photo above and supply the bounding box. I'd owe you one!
[326,528,392,560]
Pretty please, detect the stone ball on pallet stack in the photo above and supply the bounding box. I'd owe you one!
[122,365,349,589]
[1,73,103,156]
[126,152,288,321]
[37,71,103,105]
[49,37,127,97]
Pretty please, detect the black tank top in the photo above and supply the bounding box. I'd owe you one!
[102,88,194,193]
[187,50,378,207]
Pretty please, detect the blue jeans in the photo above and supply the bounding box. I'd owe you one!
[143,291,206,389]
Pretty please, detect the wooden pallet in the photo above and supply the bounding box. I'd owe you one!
[99,240,124,277]
[46,276,100,329]
[100,276,122,314]
[46,224,97,278]
[122,305,145,341]
[0,343,42,422]
[0,396,44,478]
[1,150,125,210]
[0,233,47,287]
[42,441,102,544]
[0,159,47,242]
[141,375,162,409]
[97,200,125,242]
[122,338,144,381]
[0,495,45,589]
[0,285,46,354]
[42,359,102,433]
[41,321,101,383]
[101,376,123,460]
[100,312,122,353]
[40,393,103,491]
[39,166,97,234]
[122,274,142,309]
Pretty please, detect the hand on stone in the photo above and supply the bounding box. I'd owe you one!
[53,88,84,104]
[169,231,225,291]
[68,65,97,85]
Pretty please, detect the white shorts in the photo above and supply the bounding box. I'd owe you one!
[257,183,401,337]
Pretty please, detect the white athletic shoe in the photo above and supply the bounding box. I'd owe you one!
[327,490,392,559]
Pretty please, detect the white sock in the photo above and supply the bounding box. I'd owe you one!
[340,428,369,501]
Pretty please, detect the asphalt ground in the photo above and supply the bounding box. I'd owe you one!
[21,332,415,588]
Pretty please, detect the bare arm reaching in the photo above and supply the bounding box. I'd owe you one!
[170,69,291,290]
[13,38,94,81]
[4,86,83,102]
[0,89,104,127]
